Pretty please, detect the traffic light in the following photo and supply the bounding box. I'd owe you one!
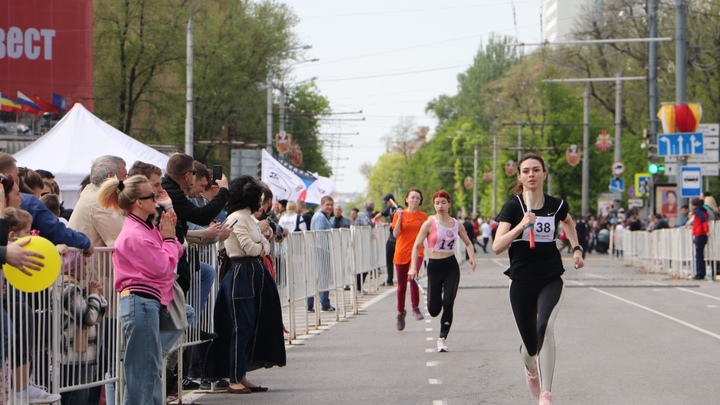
[646,142,664,174]
[648,163,665,174]
[256,161,262,179]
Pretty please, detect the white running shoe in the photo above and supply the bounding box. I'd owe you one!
[436,337,448,352]
[15,384,62,404]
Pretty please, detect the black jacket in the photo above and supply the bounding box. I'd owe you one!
[161,175,229,292]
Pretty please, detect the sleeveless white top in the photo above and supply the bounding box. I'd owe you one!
[427,216,458,253]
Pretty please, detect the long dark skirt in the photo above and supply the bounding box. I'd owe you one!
[203,261,286,383]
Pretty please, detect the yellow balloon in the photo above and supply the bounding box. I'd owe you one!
[3,236,61,293]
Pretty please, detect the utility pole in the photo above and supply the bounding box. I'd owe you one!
[675,0,688,218]
[266,73,273,153]
[185,0,203,156]
[279,89,286,136]
[492,134,498,216]
[614,69,622,162]
[473,144,478,217]
[517,116,523,162]
[649,0,659,215]
[583,84,590,216]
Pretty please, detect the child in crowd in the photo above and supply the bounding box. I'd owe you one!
[57,251,107,405]
[40,193,69,225]
[2,207,62,403]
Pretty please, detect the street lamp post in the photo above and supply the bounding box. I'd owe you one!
[185,0,203,157]
[473,144,478,217]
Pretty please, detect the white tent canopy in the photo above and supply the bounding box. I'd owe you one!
[13,103,170,208]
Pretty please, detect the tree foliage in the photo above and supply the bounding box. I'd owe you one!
[93,0,332,176]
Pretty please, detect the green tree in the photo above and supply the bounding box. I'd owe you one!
[367,154,407,201]
[94,0,185,138]
[190,0,297,163]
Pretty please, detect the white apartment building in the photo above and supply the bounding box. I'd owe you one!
[544,0,594,42]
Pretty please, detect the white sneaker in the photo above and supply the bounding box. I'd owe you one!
[15,384,62,404]
[437,337,448,352]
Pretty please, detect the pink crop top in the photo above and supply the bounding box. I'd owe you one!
[427,216,458,253]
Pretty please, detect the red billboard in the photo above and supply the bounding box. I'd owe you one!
[0,0,93,111]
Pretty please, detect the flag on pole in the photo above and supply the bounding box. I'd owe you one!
[33,95,60,115]
[0,93,20,113]
[52,93,70,113]
[17,91,42,116]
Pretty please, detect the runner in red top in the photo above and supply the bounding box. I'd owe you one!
[391,188,428,331]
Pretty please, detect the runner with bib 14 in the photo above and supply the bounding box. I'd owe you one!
[410,190,476,353]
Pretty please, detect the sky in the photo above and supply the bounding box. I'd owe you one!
[286,1,546,194]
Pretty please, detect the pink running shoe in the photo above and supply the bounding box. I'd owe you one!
[538,391,552,405]
[525,367,540,398]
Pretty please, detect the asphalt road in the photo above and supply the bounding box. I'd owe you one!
[178,253,720,404]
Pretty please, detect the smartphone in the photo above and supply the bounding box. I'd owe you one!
[212,165,223,183]
[225,218,238,228]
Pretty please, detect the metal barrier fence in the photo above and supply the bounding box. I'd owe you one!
[0,225,389,403]
[619,221,720,279]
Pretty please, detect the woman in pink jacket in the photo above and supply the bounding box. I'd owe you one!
[98,174,186,405]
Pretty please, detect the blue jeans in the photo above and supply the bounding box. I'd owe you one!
[694,235,708,277]
[307,291,330,310]
[120,295,195,405]
[188,262,215,326]
[120,294,163,405]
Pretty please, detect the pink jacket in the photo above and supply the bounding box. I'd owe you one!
[113,214,183,306]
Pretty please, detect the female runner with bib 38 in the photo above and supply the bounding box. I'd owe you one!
[493,154,584,405]
[410,190,475,353]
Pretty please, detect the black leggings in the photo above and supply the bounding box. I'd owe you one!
[509,277,564,392]
[427,256,460,339]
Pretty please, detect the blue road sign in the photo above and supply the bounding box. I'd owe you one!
[609,177,624,192]
[680,166,702,198]
[658,133,704,157]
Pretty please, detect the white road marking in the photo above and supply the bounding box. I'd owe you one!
[359,288,397,311]
[426,348,434,353]
[433,400,447,405]
[591,288,720,340]
[425,320,432,323]
[425,328,433,332]
[426,337,434,341]
[675,287,720,301]
[429,379,442,384]
[426,361,438,367]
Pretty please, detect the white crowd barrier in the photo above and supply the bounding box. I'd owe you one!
[617,221,720,279]
[0,224,389,403]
